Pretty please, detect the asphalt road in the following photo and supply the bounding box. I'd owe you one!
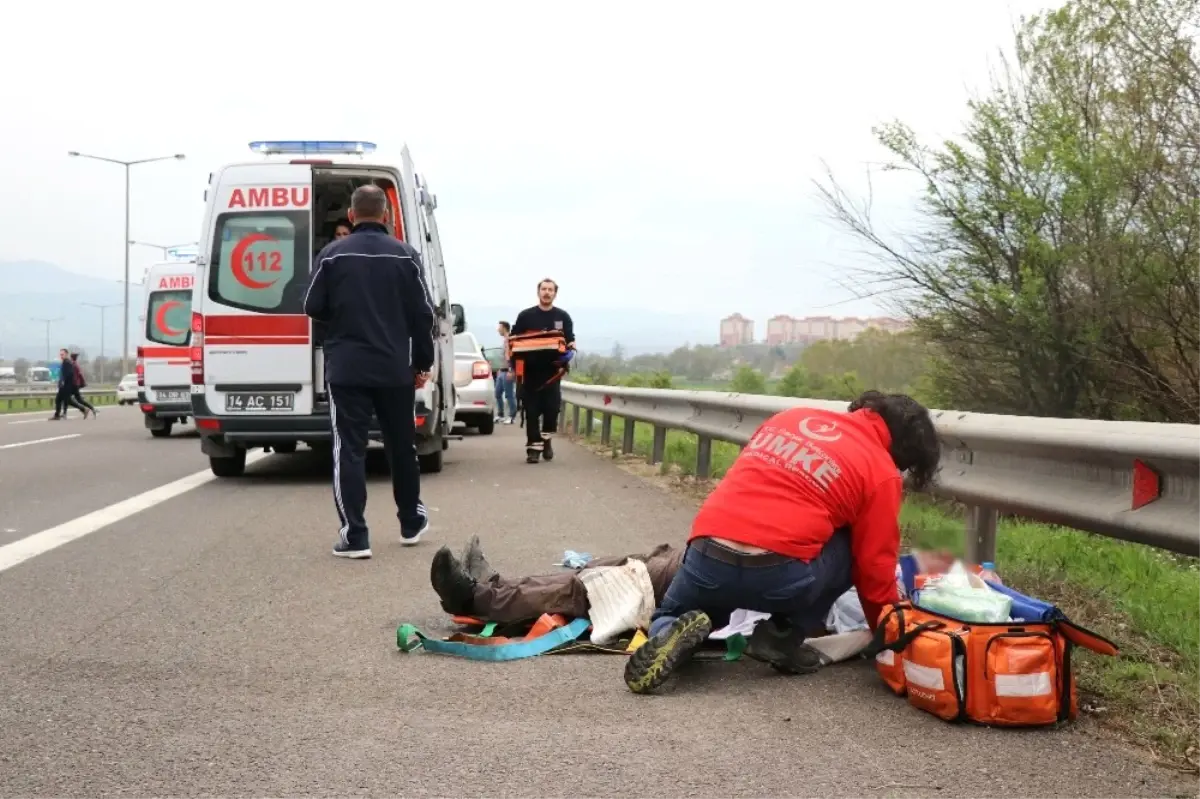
[0,412,1193,798]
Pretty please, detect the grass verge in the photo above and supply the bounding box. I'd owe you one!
[567,405,1200,771]
[0,392,119,414]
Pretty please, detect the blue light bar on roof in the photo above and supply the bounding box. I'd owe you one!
[248,140,377,156]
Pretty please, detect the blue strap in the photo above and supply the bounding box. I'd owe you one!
[398,617,592,661]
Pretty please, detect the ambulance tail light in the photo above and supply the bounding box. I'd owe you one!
[136,346,145,387]
[471,360,491,380]
[190,312,205,385]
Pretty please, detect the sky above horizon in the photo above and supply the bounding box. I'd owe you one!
[0,0,1052,327]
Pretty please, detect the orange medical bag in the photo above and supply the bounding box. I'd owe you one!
[871,600,1118,727]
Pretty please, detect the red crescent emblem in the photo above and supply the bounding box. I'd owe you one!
[155,300,185,336]
[229,232,281,289]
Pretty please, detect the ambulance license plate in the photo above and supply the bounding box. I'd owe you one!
[224,392,294,412]
[157,390,188,402]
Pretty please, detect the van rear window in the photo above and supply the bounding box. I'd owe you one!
[146,289,192,346]
[208,211,310,314]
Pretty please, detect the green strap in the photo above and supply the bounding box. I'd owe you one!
[723,633,748,661]
[396,617,592,661]
[480,622,497,637]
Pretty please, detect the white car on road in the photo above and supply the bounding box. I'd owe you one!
[452,332,497,434]
[117,374,140,405]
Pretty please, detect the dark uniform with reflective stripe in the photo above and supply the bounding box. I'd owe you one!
[304,221,436,553]
[511,305,574,462]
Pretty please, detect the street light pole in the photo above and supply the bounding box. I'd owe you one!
[67,150,185,377]
[129,240,199,258]
[31,317,64,364]
[81,301,120,375]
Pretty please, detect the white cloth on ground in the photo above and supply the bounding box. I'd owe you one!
[578,558,656,645]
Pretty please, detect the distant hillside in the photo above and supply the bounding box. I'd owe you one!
[0,262,721,361]
[0,261,145,362]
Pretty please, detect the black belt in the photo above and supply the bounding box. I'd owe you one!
[690,537,795,568]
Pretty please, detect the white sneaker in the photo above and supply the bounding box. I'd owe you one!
[400,514,431,546]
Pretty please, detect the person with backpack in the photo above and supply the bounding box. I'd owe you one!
[49,348,90,420]
[70,353,97,418]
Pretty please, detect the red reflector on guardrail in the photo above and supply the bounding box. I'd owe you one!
[1131,459,1161,510]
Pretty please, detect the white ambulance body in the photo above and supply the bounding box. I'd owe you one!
[190,140,464,478]
[137,260,196,437]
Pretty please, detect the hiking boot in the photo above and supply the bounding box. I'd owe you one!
[541,438,554,461]
[745,618,824,674]
[624,610,712,695]
[461,535,495,582]
[430,546,476,615]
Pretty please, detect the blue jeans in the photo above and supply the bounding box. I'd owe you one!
[494,371,517,419]
[649,529,853,638]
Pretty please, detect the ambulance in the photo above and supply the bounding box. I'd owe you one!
[189,140,464,478]
[137,260,196,437]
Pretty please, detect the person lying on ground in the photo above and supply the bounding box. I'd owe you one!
[430,536,952,665]
[624,390,941,694]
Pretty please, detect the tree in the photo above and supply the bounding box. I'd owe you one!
[729,365,768,395]
[815,0,1199,422]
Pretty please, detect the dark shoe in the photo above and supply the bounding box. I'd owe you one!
[542,438,554,461]
[461,535,495,581]
[525,447,540,464]
[400,512,431,546]
[745,618,824,674]
[431,545,476,615]
[624,610,713,694]
[332,542,372,559]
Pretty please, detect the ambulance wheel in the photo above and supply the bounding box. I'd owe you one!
[477,415,495,435]
[271,441,298,454]
[150,423,173,438]
[418,449,444,474]
[210,451,247,478]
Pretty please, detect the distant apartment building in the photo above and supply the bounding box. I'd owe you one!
[751,314,910,345]
[719,313,755,347]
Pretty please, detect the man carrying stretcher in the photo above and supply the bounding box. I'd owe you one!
[508,278,575,464]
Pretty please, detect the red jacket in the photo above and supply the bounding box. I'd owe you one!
[689,406,902,629]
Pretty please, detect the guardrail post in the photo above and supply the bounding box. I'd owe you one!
[696,436,713,479]
[964,505,999,565]
[572,405,581,435]
[600,413,612,446]
[622,418,636,454]
[650,425,667,465]
[584,408,595,438]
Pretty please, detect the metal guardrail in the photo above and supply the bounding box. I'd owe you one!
[0,388,118,411]
[0,383,117,394]
[559,382,1200,560]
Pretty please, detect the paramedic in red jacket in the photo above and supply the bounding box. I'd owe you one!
[624,390,941,695]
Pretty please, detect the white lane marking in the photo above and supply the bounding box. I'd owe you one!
[0,450,271,573]
[0,434,81,450]
[2,410,55,419]
[8,418,47,425]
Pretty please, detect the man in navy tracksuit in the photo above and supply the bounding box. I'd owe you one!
[303,185,437,559]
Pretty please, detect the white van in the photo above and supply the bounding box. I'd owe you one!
[137,260,196,436]
[190,140,464,478]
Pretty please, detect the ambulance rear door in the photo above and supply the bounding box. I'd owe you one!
[142,262,195,404]
[197,163,315,416]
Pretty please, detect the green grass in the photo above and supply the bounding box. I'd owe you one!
[0,391,119,414]
[569,404,1200,769]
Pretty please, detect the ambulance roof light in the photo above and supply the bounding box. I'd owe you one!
[248,140,377,156]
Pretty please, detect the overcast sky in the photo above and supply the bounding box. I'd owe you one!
[0,0,1051,323]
